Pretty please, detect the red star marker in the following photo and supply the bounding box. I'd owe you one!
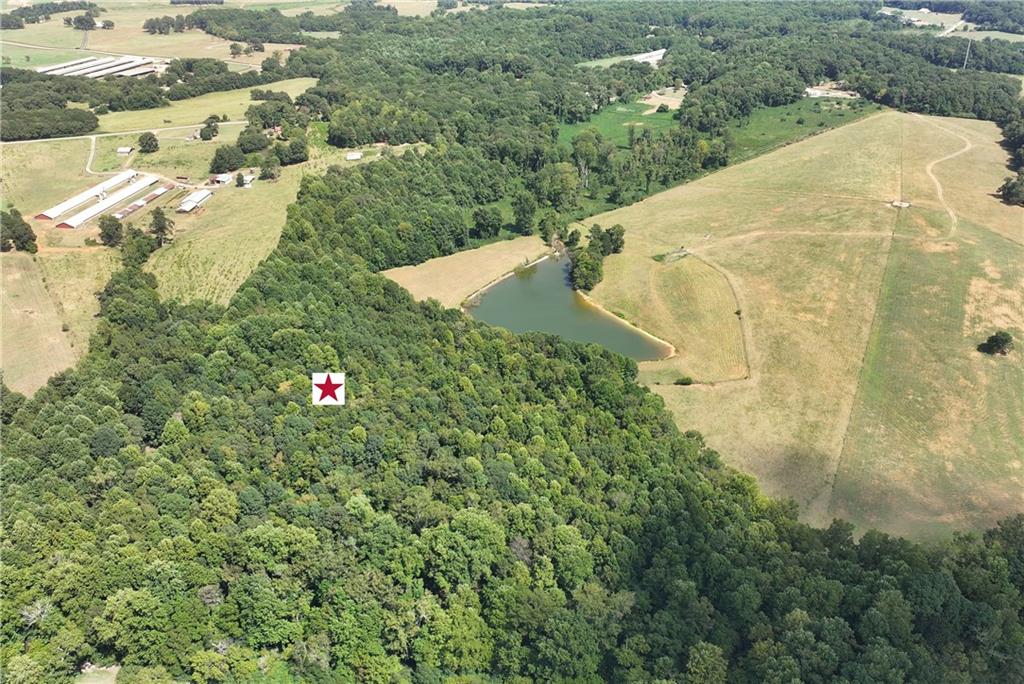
[311,372,345,406]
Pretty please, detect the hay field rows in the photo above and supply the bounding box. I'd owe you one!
[145,142,401,305]
[585,111,1022,537]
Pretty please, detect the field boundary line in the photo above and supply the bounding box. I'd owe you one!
[677,252,754,386]
[1,121,248,145]
[697,184,889,205]
[723,109,892,167]
[817,115,906,523]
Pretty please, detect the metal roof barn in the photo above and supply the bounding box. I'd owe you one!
[177,189,213,213]
[57,175,159,229]
[36,170,138,220]
[113,183,175,220]
[85,57,152,79]
[35,57,96,74]
[117,65,158,78]
[48,57,116,77]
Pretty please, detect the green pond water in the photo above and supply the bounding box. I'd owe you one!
[468,256,670,361]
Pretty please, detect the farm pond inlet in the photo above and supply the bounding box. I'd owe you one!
[467,255,672,362]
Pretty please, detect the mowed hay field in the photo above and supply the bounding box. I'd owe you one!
[92,124,246,180]
[835,209,1024,537]
[384,236,550,308]
[1,249,117,395]
[587,111,1023,537]
[145,143,396,304]
[0,138,95,214]
[591,253,747,384]
[144,172,303,305]
[95,77,316,132]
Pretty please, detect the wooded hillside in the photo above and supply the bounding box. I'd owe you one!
[3,2,1024,682]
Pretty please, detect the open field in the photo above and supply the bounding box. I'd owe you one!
[591,253,747,385]
[1,138,95,214]
[144,173,302,305]
[73,667,118,684]
[95,77,316,132]
[563,98,880,218]
[558,101,676,149]
[964,30,1024,42]
[1,249,116,395]
[585,111,1022,537]
[834,210,1024,538]
[92,124,246,180]
[639,86,686,113]
[726,97,875,163]
[386,1,438,16]
[383,236,549,308]
[577,51,655,68]
[0,44,106,68]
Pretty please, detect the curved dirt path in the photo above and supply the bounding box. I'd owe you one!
[916,115,973,237]
[84,136,102,175]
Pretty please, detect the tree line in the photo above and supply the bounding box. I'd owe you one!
[0,1,95,29]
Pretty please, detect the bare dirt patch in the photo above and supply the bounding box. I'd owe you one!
[963,276,1024,337]
[640,86,687,114]
[383,237,550,309]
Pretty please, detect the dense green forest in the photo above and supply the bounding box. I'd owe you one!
[4,2,1024,682]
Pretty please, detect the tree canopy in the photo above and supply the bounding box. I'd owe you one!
[4,2,1024,682]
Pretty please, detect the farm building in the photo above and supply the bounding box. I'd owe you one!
[346,151,364,161]
[36,56,166,79]
[116,146,134,155]
[36,170,138,220]
[213,173,234,185]
[114,183,175,220]
[33,57,95,75]
[57,175,159,229]
[632,48,666,67]
[177,190,213,213]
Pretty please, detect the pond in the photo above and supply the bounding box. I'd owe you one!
[467,256,671,361]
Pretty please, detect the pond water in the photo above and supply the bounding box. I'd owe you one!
[467,256,670,361]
